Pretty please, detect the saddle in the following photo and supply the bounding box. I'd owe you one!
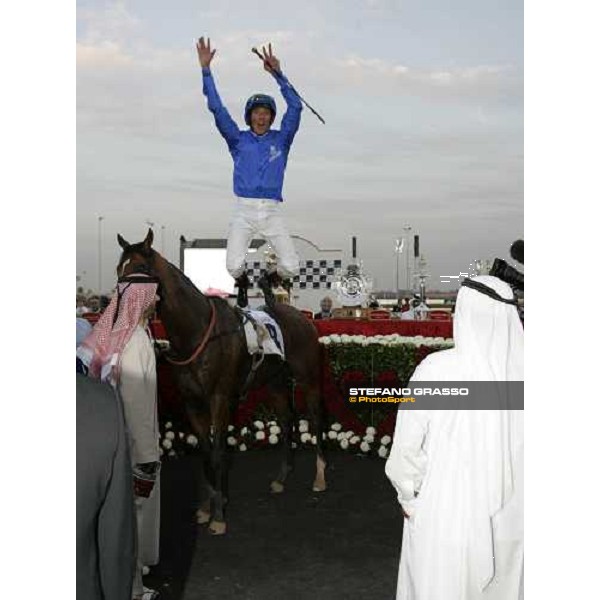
[239,308,285,359]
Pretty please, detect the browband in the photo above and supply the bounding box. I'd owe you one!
[461,278,518,306]
[117,275,160,285]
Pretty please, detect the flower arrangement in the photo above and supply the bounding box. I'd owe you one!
[319,333,453,348]
[158,417,397,460]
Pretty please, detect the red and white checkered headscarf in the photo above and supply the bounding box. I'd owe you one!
[77,279,158,386]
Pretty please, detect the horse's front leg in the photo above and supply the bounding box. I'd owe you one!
[207,394,229,535]
[186,408,214,525]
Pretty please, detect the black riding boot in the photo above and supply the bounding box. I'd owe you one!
[257,271,280,310]
[235,272,250,308]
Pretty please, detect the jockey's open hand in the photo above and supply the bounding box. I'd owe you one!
[196,37,216,68]
[261,43,281,75]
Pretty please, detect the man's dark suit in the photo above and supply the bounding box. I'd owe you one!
[77,374,135,600]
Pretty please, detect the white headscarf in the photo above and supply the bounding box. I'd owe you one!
[410,275,524,591]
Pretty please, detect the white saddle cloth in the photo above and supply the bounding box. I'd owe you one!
[242,309,285,359]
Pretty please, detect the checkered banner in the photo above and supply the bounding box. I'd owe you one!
[244,259,343,289]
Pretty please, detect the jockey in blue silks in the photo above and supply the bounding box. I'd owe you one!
[197,38,302,308]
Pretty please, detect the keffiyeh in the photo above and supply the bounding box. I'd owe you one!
[77,279,158,386]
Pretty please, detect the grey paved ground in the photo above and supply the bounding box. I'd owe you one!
[146,449,403,600]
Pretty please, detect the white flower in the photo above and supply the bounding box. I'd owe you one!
[300,432,311,443]
[340,334,351,343]
[299,419,309,428]
[292,441,298,449]
[255,430,266,441]
[378,446,389,458]
[340,438,349,450]
[380,435,392,446]
[269,434,279,445]
[227,436,238,446]
[239,443,247,452]
[298,422,309,433]
[168,450,176,457]
[326,430,337,440]
[345,430,354,440]
[228,425,234,432]
[366,426,377,436]
[363,434,375,444]
[165,421,172,430]
[270,425,281,435]
[142,566,150,576]
[162,439,173,450]
[360,441,371,453]
[311,435,317,445]
[330,334,342,343]
[240,427,249,436]
[322,432,327,440]
[186,434,199,447]
[331,422,342,432]
[254,420,265,430]
[350,436,360,445]
[165,431,175,440]
[179,432,185,439]
[267,420,276,427]
[321,337,332,345]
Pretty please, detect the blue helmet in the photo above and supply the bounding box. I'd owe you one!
[244,94,277,126]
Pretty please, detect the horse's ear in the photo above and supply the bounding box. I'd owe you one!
[143,228,154,252]
[117,234,130,249]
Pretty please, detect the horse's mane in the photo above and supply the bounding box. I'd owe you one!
[162,255,204,297]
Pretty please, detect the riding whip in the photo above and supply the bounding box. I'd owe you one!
[251,47,326,124]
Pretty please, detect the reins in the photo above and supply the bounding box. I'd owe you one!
[164,300,218,366]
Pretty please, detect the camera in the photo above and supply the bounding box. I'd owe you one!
[489,240,524,291]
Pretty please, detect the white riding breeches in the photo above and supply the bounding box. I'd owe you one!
[226,198,300,280]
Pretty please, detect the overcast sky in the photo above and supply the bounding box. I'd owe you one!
[76,0,523,294]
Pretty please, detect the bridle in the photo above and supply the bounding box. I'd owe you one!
[114,272,161,326]
[118,264,243,367]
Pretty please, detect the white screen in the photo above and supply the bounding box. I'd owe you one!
[183,248,235,295]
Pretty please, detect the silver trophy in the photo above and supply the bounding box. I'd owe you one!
[332,262,373,307]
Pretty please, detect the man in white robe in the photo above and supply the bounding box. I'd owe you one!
[119,320,161,599]
[385,275,524,600]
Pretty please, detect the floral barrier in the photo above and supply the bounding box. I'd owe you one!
[157,333,454,458]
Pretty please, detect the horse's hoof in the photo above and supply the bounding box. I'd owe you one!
[208,520,227,535]
[312,481,327,493]
[196,508,211,524]
[270,480,285,494]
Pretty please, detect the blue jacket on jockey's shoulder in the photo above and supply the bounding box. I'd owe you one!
[202,67,302,202]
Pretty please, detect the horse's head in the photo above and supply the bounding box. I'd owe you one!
[116,228,160,278]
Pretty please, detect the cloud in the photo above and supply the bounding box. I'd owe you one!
[329,56,520,101]
[76,41,134,69]
[77,2,141,44]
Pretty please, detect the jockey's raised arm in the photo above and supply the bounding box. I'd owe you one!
[261,43,302,147]
[197,37,241,152]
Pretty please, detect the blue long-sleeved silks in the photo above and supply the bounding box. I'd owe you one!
[202,67,302,202]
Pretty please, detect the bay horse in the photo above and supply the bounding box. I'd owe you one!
[116,229,327,535]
